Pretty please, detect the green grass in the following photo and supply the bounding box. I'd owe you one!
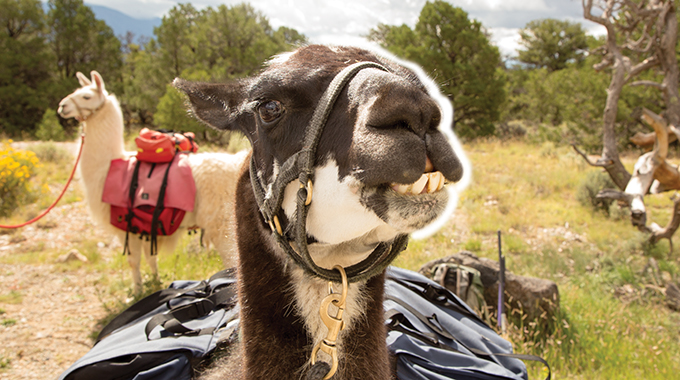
[90,233,226,339]
[0,355,10,369]
[396,139,680,379]
[4,138,680,379]
[0,291,23,305]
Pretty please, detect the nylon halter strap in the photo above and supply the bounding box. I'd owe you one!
[71,92,106,122]
[249,61,409,283]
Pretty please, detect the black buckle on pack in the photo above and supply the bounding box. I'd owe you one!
[188,298,214,317]
[423,284,448,305]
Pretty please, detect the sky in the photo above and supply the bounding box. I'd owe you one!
[83,0,605,58]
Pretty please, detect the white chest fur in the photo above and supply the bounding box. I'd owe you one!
[288,265,369,366]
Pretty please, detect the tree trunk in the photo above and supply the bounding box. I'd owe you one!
[582,0,680,252]
[583,0,632,190]
[601,55,632,189]
[659,4,680,132]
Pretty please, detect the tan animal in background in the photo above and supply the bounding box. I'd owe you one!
[58,71,247,293]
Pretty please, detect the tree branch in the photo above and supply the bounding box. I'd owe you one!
[641,107,669,161]
[571,144,613,167]
[626,56,659,81]
[629,80,666,90]
[597,188,634,203]
[649,194,680,255]
[583,0,609,25]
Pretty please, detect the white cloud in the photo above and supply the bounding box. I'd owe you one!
[451,0,551,12]
[488,27,523,59]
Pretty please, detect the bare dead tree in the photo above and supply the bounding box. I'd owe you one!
[580,0,680,253]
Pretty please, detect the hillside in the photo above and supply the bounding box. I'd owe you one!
[88,4,161,42]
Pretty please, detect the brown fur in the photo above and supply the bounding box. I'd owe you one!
[178,45,466,380]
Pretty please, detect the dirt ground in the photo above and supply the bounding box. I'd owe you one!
[1,141,121,380]
[0,201,123,380]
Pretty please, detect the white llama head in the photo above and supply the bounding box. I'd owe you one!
[58,71,109,122]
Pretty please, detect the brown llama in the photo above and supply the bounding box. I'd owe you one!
[175,45,469,380]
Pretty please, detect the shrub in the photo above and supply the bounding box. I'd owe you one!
[155,84,206,134]
[576,170,616,214]
[35,110,67,142]
[27,141,72,164]
[0,141,41,217]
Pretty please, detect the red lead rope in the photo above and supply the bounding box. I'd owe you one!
[0,134,85,229]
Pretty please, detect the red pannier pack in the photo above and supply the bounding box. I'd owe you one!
[102,129,198,255]
[135,128,199,163]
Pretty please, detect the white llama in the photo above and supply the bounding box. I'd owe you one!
[57,71,247,293]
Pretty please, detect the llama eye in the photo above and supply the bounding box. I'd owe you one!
[258,100,284,123]
[83,95,91,100]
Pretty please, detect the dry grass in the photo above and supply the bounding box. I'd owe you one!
[395,139,680,379]
[3,138,680,379]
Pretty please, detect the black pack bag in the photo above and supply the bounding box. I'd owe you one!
[385,267,550,380]
[60,267,548,380]
[58,269,239,380]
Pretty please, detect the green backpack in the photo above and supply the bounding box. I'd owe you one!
[428,263,487,316]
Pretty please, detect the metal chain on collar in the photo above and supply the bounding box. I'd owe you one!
[249,61,410,283]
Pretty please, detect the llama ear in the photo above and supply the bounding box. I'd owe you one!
[76,72,91,87]
[173,78,247,131]
[91,71,105,94]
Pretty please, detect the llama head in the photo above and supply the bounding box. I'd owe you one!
[58,71,108,122]
[176,45,467,264]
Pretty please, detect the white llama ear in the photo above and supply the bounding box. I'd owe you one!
[91,71,105,94]
[76,72,91,87]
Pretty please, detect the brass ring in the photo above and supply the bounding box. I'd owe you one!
[300,179,313,206]
[332,265,348,306]
[269,215,282,235]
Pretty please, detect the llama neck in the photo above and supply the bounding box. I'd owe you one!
[77,95,127,228]
[80,96,126,164]
[234,170,392,380]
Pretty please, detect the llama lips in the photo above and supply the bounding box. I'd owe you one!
[391,171,445,195]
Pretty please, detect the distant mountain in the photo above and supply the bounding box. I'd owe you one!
[87,4,161,43]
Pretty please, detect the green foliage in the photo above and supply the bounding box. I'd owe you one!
[47,0,123,89]
[35,109,66,141]
[502,39,663,150]
[1,0,126,138]
[154,84,205,133]
[26,141,72,164]
[45,0,123,138]
[518,19,588,72]
[503,63,608,147]
[122,3,306,136]
[368,0,506,138]
[576,170,617,214]
[0,0,54,136]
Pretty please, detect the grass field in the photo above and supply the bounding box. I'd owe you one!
[395,139,680,379]
[1,138,679,379]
